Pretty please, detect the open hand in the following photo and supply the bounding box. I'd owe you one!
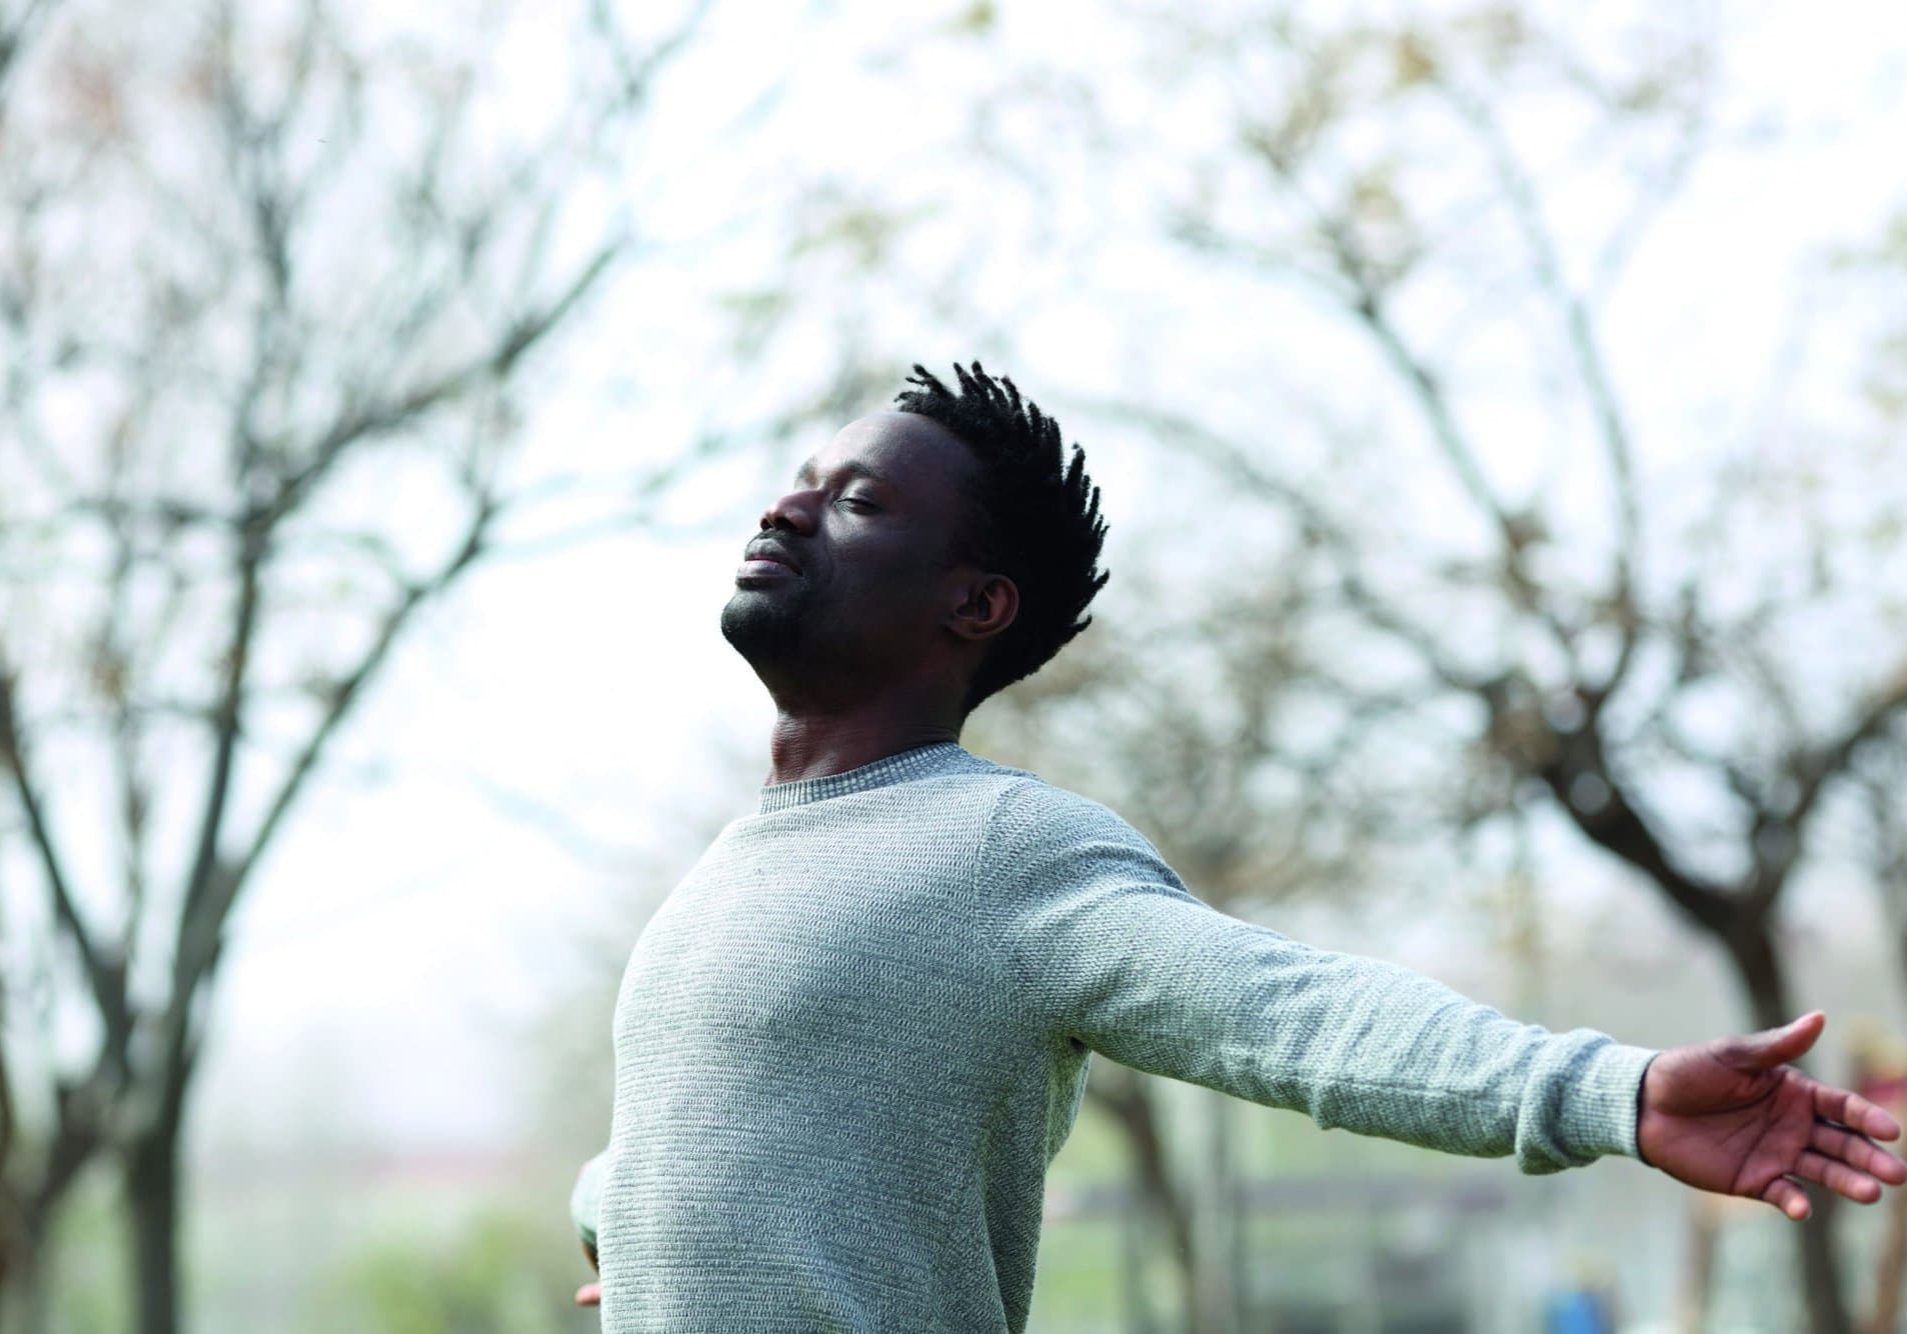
[1637,1011,1907,1220]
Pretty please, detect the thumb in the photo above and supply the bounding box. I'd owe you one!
[1733,1011,1825,1070]
[575,1281,602,1307]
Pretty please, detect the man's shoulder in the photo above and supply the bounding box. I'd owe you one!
[981,768,1159,853]
[975,771,1197,914]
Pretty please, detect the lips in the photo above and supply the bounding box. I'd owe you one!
[742,540,801,574]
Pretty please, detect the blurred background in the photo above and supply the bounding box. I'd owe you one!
[3,0,1907,1330]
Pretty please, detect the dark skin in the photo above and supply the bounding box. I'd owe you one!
[718,410,1017,783]
[1637,1012,1904,1220]
[574,408,1905,1308]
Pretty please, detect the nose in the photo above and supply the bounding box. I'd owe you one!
[759,486,819,535]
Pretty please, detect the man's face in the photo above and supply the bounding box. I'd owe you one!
[720,411,985,690]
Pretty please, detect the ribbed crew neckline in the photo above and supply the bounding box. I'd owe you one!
[756,740,976,814]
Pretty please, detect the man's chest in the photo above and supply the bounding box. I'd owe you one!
[612,820,1012,1073]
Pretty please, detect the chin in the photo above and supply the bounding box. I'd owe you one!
[720,589,806,664]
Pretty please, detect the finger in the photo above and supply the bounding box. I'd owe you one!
[1811,1081,1904,1141]
[1733,1012,1825,1070]
[1795,1150,1885,1204]
[1811,1123,1907,1185]
[1760,1176,1812,1221]
[575,1282,602,1307]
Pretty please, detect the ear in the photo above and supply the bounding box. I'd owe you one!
[945,572,1018,644]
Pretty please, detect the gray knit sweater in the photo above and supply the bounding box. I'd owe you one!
[570,741,1656,1331]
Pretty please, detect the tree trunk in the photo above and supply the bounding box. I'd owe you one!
[1189,1089,1239,1334]
[1874,857,1907,1334]
[126,1128,181,1334]
[1679,1193,1720,1334]
[1085,1069,1198,1332]
[1865,1178,1907,1334]
[1731,919,1852,1334]
[1119,1183,1163,1334]
[0,1216,51,1334]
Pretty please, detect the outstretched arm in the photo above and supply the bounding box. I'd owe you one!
[982,779,1654,1173]
[1638,1011,1905,1219]
[982,779,1907,1212]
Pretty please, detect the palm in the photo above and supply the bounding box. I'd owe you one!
[1637,1012,1907,1220]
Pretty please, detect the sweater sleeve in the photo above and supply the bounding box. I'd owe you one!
[982,778,1658,1175]
[570,1149,608,1251]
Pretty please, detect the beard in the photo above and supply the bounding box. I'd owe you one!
[719,582,813,669]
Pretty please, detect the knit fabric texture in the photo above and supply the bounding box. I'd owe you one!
[571,740,1656,1331]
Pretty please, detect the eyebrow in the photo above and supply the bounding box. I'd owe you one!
[793,458,892,488]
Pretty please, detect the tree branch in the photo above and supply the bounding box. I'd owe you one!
[0,652,127,1029]
[1271,184,1584,663]
[1095,398,1491,695]
[157,494,499,1122]
[0,0,57,114]
[1446,88,1644,706]
[171,522,265,1017]
[268,239,622,523]
[237,506,494,890]
[589,0,714,115]
[1521,702,1738,935]
[1788,662,1907,832]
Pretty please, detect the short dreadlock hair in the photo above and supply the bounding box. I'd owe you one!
[894,361,1110,715]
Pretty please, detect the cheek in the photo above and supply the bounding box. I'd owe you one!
[830,544,948,620]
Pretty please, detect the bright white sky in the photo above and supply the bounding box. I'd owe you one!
[177,0,1907,1158]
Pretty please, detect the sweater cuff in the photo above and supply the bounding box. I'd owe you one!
[570,1150,608,1251]
[1560,1041,1659,1161]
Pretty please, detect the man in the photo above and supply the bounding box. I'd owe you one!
[568,362,1904,1330]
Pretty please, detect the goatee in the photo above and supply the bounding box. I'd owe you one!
[720,586,809,667]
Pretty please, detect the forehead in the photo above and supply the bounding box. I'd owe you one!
[796,412,977,492]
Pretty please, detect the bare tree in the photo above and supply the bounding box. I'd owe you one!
[0,0,721,1329]
[1031,7,1907,1332]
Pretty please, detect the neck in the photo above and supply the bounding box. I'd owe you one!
[763,688,964,785]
